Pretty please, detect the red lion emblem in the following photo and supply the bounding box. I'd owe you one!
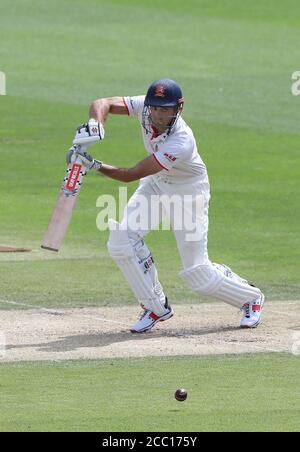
[155,85,166,97]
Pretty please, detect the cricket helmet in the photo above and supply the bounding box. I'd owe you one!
[142,79,184,134]
[144,79,184,107]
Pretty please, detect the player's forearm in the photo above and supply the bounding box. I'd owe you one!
[98,164,138,183]
[89,99,111,123]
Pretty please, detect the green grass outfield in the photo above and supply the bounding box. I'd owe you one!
[0,0,299,433]
[0,0,299,305]
[0,353,299,432]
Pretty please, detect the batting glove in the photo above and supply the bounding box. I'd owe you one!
[73,118,105,147]
[67,145,103,171]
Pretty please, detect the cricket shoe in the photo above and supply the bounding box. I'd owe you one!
[130,299,174,333]
[240,293,265,328]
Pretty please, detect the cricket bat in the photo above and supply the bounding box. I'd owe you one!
[41,157,87,252]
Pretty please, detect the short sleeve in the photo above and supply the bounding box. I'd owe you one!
[123,96,145,117]
[153,135,193,171]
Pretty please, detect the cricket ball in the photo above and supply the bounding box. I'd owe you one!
[174,388,188,402]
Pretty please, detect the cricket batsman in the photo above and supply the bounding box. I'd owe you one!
[68,79,265,333]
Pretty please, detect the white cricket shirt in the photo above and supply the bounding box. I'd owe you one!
[123,96,209,185]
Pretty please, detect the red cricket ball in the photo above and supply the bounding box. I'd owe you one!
[174,388,188,402]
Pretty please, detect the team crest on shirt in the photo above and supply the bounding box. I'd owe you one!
[164,152,177,162]
[155,85,166,97]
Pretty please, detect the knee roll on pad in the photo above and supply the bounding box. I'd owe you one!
[180,264,225,294]
[107,220,135,261]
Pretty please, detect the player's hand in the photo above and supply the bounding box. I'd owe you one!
[67,145,103,171]
[73,118,105,147]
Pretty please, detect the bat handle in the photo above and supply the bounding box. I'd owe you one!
[63,158,86,196]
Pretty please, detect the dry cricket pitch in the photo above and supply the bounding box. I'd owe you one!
[0,301,299,362]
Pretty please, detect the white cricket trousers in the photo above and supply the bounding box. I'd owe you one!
[120,174,210,269]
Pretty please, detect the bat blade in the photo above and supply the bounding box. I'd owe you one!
[41,192,78,252]
[42,158,86,252]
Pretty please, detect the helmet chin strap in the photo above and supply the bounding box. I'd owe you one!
[163,106,183,135]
